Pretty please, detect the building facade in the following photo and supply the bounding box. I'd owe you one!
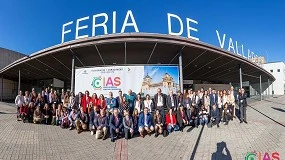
[262,62,285,95]
[0,48,25,100]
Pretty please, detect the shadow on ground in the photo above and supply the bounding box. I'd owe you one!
[0,111,16,114]
[211,141,232,160]
[271,107,285,113]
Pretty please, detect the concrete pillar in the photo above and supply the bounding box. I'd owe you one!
[71,54,75,93]
[179,51,183,92]
[239,65,242,89]
[1,74,3,102]
[267,78,270,97]
[260,75,262,101]
[18,69,21,93]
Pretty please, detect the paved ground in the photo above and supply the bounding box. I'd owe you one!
[0,96,284,160]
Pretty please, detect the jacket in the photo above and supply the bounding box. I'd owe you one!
[153,93,166,109]
[123,117,133,129]
[166,95,178,110]
[238,93,247,106]
[165,114,177,126]
[109,114,123,130]
[138,113,153,128]
[210,108,220,119]
[106,97,118,110]
[177,109,188,125]
[94,115,108,128]
[81,95,92,113]
[77,111,88,124]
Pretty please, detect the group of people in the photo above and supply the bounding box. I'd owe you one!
[14,86,248,142]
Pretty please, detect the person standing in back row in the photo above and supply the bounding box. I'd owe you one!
[239,88,247,124]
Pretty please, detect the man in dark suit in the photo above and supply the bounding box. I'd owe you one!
[109,108,123,142]
[210,89,218,107]
[153,88,167,117]
[238,88,247,124]
[74,92,83,110]
[210,104,220,128]
[166,90,178,111]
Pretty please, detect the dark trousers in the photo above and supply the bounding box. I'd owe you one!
[190,119,198,127]
[17,106,20,118]
[211,117,220,126]
[110,128,123,140]
[240,104,247,121]
[124,128,132,139]
[223,113,231,122]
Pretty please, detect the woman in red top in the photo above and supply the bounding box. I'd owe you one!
[98,94,106,110]
[165,108,179,133]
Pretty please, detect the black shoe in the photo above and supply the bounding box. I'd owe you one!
[225,122,228,125]
[111,138,115,142]
[244,121,248,124]
[240,121,243,123]
[102,135,107,140]
[181,128,184,132]
[155,133,158,137]
[217,124,220,128]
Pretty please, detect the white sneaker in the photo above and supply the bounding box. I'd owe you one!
[91,131,94,135]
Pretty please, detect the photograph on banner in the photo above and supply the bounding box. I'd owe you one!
[75,65,180,98]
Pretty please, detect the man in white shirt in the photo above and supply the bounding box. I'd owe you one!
[153,88,166,118]
[15,90,24,121]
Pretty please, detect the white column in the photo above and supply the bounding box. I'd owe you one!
[260,75,262,101]
[18,69,21,93]
[239,65,242,89]
[71,55,75,93]
[179,51,183,92]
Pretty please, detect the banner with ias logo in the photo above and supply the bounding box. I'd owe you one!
[75,65,179,97]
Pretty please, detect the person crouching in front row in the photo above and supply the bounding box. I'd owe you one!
[33,105,43,124]
[210,104,220,128]
[199,105,209,126]
[109,108,123,142]
[94,109,108,140]
[138,107,154,138]
[165,108,179,133]
[189,106,198,128]
[76,107,88,134]
[153,109,164,137]
[123,110,134,140]
[68,107,78,130]
[177,105,188,132]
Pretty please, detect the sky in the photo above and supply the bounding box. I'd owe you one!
[144,66,179,84]
[0,0,284,62]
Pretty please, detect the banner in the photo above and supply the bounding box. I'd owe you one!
[75,65,180,97]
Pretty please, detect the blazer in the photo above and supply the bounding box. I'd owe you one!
[166,95,178,110]
[210,108,220,119]
[138,113,153,128]
[210,94,218,107]
[76,111,88,124]
[81,95,92,113]
[123,117,134,130]
[176,95,184,107]
[238,93,247,106]
[165,114,177,126]
[153,93,166,109]
[176,109,188,125]
[109,114,123,130]
[153,114,164,126]
[74,95,82,109]
[183,97,191,108]
[94,115,108,128]
[106,97,118,110]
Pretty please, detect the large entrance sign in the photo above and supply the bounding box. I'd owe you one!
[75,65,180,97]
